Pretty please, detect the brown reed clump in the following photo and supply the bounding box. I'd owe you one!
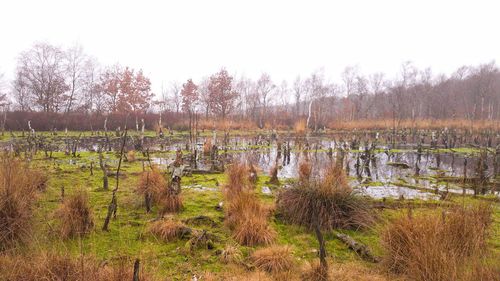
[298,160,312,183]
[223,162,275,246]
[157,188,183,215]
[203,138,213,156]
[223,162,253,200]
[277,164,374,231]
[125,150,136,162]
[225,191,276,246]
[148,219,191,242]
[55,189,94,238]
[136,166,166,201]
[381,203,493,281]
[294,119,307,135]
[250,245,295,274]
[137,166,183,214]
[0,155,42,251]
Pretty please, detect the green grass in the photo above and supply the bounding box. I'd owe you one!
[7,142,499,279]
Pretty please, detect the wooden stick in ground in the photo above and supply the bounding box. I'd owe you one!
[133,259,140,281]
[102,126,128,231]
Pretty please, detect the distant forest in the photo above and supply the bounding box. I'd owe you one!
[0,42,499,131]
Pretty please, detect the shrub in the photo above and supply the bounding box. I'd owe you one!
[251,245,295,273]
[0,156,41,251]
[148,219,191,242]
[277,165,373,231]
[55,189,94,238]
[381,203,493,281]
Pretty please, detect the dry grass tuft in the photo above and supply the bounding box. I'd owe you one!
[250,245,295,274]
[278,164,374,231]
[30,169,49,191]
[137,166,183,214]
[125,150,136,162]
[203,138,212,156]
[232,213,276,246]
[301,260,329,281]
[298,160,312,183]
[55,189,94,238]
[226,191,276,246]
[224,162,254,199]
[136,166,166,202]
[223,162,275,246]
[158,191,183,215]
[381,203,493,281]
[148,219,191,242]
[0,156,42,251]
[219,244,243,264]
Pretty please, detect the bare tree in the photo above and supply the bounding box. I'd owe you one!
[16,42,68,112]
[293,76,305,116]
[64,44,88,113]
[169,81,182,114]
[341,66,359,121]
[255,73,275,128]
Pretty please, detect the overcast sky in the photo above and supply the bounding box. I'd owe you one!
[1,0,499,95]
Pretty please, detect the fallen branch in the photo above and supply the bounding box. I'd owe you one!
[335,233,379,263]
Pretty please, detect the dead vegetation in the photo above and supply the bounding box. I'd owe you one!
[278,164,374,231]
[223,162,276,246]
[0,155,44,251]
[219,244,243,264]
[381,203,495,281]
[137,166,183,215]
[250,245,295,274]
[55,189,94,238]
[223,162,253,199]
[302,261,396,281]
[0,252,156,281]
[148,218,191,242]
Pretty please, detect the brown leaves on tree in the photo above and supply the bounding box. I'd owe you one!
[181,79,198,114]
[98,66,153,114]
[207,69,238,119]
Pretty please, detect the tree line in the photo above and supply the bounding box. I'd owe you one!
[0,42,499,131]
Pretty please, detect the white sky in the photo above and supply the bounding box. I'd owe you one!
[1,0,499,95]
